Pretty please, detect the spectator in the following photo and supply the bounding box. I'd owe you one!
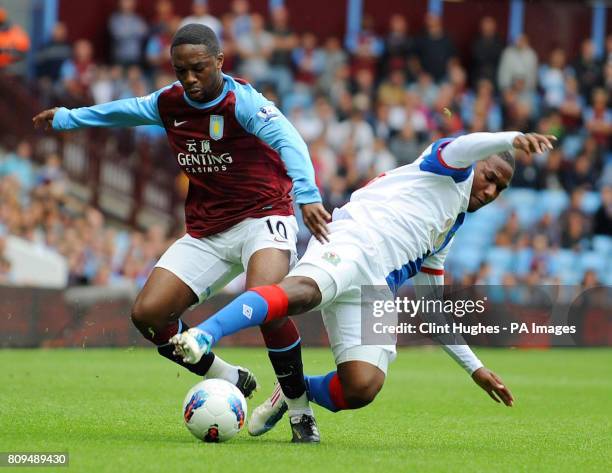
[559,76,585,131]
[108,0,148,67]
[327,107,374,156]
[0,141,35,195]
[539,48,571,109]
[0,7,30,68]
[35,22,71,81]
[231,0,252,41]
[471,16,503,86]
[236,13,274,85]
[572,39,603,103]
[292,33,325,87]
[583,88,612,147]
[540,149,566,190]
[381,14,415,76]
[179,0,222,39]
[377,69,407,107]
[512,151,543,189]
[498,34,538,91]
[150,0,179,35]
[593,186,612,236]
[59,39,97,104]
[267,5,297,96]
[318,37,347,91]
[389,123,421,166]
[560,209,589,250]
[349,15,383,78]
[416,13,456,83]
[146,16,180,75]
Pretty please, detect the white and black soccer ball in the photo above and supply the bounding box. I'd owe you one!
[182,379,247,443]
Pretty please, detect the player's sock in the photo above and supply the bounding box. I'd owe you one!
[304,371,348,412]
[196,285,289,345]
[154,319,216,376]
[261,318,311,415]
[205,354,240,384]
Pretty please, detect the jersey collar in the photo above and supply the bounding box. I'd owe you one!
[182,77,230,109]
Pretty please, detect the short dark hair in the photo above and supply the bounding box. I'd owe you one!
[497,150,515,171]
[171,23,220,55]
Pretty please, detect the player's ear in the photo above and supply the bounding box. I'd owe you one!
[216,53,224,70]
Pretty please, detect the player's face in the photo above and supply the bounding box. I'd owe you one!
[171,44,224,102]
[468,156,513,212]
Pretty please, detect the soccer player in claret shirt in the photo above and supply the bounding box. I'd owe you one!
[171,131,557,440]
[33,24,330,442]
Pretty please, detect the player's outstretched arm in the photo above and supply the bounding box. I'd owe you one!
[32,89,168,132]
[472,367,514,406]
[32,107,59,130]
[441,131,557,169]
[413,259,514,406]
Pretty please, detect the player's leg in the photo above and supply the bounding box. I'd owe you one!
[246,250,310,405]
[237,214,320,440]
[131,235,257,397]
[305,358,387,411]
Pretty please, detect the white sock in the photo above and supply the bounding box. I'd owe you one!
[286,392,313,418]
[206,355,239,384]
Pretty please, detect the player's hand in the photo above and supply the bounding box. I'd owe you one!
[32,107,59,130]
[301,202,331,243]
[512,133,557,156]
[471,367,514,407]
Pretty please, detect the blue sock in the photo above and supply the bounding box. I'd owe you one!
[304,372,341,413]
[196,291,269,345]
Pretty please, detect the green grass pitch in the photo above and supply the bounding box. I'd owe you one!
[1,347,610,473]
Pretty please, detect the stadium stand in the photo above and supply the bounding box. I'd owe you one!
[0,0,610,291]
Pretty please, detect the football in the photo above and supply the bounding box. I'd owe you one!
[182,379,247,443]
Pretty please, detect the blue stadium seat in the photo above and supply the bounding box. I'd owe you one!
[561,134,585,159]
[549,249,577,274]
[558,268,584,285]
[446,245,484,275]
[592,235,612,256]
[498,189,540,226]
[537,190,569,217]
[485,246,514,273]
[579,251,608,278]
[580,191,601,214]
[514,248,534,275]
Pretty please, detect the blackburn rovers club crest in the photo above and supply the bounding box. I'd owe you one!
[322,251,341,266]
[209,115,224,140]
[433,218,454,249]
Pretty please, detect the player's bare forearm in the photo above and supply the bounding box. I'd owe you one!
[32,108,58,131]
[472,367,514,406]
[300,202,331,243]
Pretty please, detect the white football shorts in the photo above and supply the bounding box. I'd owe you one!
[155,215,298,304]
[288,211,397,374]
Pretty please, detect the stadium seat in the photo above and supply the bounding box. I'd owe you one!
[485,246,514,273]
[514,248,534,275]
[579,251,608,278]
[592,235,612,257]
[498,189,540,226]
[580,191,601,214]
[557,268,584,285]
[561,133,585,159]
[549,249,577,274]
[537,190,569,217]
[446,244,484,275]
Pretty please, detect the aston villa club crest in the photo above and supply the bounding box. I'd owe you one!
[209,115,224,140]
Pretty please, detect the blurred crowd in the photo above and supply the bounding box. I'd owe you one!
[1,0,611,288]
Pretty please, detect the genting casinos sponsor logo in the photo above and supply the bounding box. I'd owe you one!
[177,139,233,174]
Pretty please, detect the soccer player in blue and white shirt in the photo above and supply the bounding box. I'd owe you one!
[170,131,556,440]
